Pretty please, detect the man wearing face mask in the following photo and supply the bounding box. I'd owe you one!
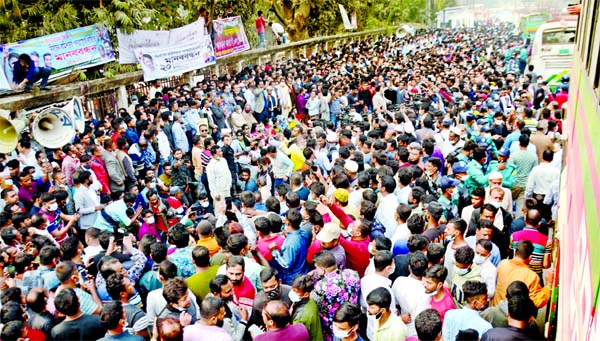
[442,219,469,280]
[422,265,456,322]
[250,268,292,328]
[442,281,492,341]
[287,274,323,341]
[449,246,483,309]
[39,192,80,245]
[182,296,229,341]
[366,287,408,341]
[332,303,363,341]
[474,239,497,299]
[484,172,513,212]
[360,250,397,340]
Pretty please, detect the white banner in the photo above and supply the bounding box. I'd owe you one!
[339,4,355,30]
[117,19,207,64]
[135,39,216,81]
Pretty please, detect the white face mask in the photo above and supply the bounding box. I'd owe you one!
[145,217,155,224]
[288,290,302,303]
[48,203,58,211]
[474,254,488,265]
[149,182,157,189]
[200,201,210,208]
[489,200,502,208]
[333,327,352,339]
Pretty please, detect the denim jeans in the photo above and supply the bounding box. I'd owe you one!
[26,67,51,89]
[258,32,265,48]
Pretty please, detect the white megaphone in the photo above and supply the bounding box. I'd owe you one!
[31,107,76,149]
[62,97,85,133]
[396,25,416,38]
[0,110,27,153]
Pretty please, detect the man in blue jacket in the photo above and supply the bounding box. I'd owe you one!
[12,53,51,90]
[268,209,309,285]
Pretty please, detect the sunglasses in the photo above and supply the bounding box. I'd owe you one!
[201,129,208,132]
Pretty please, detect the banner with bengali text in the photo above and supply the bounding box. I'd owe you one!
[212,16,250,59]
[117,19,206,64]
[0,25,114,90]
[135,38,216,81]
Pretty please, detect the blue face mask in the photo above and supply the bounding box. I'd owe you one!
[455,265,470,276]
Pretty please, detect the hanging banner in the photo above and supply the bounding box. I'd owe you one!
[117,19,207,64]
[212,16,251,59]
[0,25,115,91]
[135,39,216,81]
[339,4,355,30]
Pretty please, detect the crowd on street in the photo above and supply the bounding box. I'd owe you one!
[0,22,565,341]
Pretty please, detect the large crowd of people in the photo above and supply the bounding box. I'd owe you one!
[0,22,565,341]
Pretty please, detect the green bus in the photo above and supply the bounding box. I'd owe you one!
[519,12,552,42]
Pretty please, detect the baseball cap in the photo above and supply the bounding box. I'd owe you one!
[439,176,459,190]
[480,126,491,133]
[317,223,341,243]
[334,188,349,204]
[452,161,468,174]
[498,148,510,157]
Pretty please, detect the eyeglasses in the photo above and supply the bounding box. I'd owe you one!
[201,129,208,132]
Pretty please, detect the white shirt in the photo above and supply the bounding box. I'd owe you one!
[478,259,497,298]
[146,288,200,326]
[390,223,410,247]
[392,275,431,337]
[271,22,285,36]
[395,186,412,205]
[525,162,560,197]
[375,193,399,237]
[360,273,397,340]
[156,130,171,161]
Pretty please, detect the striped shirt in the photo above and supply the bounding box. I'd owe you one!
[510,228,551,276]
[200,150,212,168]
[509,149,538,187]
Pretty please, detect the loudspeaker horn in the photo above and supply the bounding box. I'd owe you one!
[0,110,27,153]
[396,25,416,38]
[62,97,85,132]
[31,107,76,149]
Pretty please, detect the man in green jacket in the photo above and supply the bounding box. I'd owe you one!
[289,274,323,341]
[465,147,491,194]
[488,148,517,189]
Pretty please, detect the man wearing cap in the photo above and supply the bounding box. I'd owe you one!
[488,148,517,189]
[315,222,346,269]
[484,172,513,213]
[333,188,359,221]
[441,127,465,158]
[438,176,459,220]
[450,161,471,213]
[344,160,359,188]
